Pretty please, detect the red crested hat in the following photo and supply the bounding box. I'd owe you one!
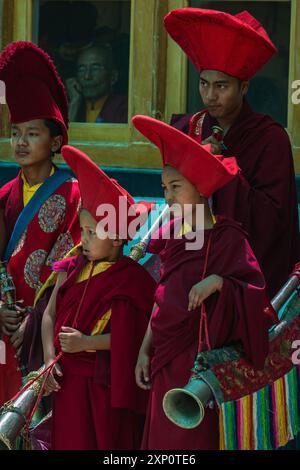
[132,115,239,198]
[0,41,68,144]
[164,8,277,80]
[61,145,154,240]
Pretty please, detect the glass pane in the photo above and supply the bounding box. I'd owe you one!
[33,0,130,124]
[188,1,291,127]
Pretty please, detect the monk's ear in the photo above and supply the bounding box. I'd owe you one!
[111,70,119,87]
[240,81,249,97]
[112,237,123,248]
[51,135,63,154]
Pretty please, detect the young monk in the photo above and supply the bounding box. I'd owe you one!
[133,115,278,450]
[42,145,156,450]
[0,41,81,404]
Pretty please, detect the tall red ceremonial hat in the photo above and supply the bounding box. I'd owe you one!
[61,145,154,240]
[0,41,68,144]
[164,8,277,80]
[132,115,239,198]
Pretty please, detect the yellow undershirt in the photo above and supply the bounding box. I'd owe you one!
[21,166,55,206]
[86,96,108,123]
[177,206,216,237]
[76,260,114,283]
[76,260,114,341]
[178,221,193,237]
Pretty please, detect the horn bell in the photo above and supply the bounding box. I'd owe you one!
[163,378,212,429]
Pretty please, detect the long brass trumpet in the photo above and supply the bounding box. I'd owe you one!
[0,368,44,449]
[163,266,300,429]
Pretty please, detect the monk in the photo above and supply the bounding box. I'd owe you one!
[0,42,81,404]
[42,145,156,450]
[133,115,277,450]
[165,8,299,298]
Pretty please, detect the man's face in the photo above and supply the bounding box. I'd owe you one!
[11,120,57,168]
[76,48,116,100]
[199,70,248,120]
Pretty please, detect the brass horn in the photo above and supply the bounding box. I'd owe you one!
[0,368,44,450]
[163,377,212,429]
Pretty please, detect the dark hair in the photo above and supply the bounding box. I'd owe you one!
[44,119,63,156]
[44,119,63,138]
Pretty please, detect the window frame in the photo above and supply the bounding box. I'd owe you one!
[0,0,189,168]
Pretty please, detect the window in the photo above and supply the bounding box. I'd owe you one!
[33,0,130,124]
[0,0,168,168]
[188,0,291,127]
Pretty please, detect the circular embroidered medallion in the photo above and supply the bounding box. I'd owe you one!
[24,249,48,290]
[11,229,27,257]
[38,195,66,233]
[46,231,74,266]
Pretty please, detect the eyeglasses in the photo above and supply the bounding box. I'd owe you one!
[77,64,107,75]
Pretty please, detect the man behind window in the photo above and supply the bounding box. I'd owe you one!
[66,44,128,123]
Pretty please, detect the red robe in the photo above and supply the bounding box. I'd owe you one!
[0,172,81,405]
[142,217,277,450]
[172,101,300,298]
[51,255,156,450]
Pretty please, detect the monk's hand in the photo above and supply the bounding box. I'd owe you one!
[10,314,29,358]
[135,351,151,390]
[65,77,82,121]
[65,77,82,104]
[44,362,63,396]
[201,135,222,155]
[59,326,87,353]
[188,274,223,311]
[0,304,23,336]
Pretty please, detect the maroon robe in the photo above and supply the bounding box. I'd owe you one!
[172,101,300,298]
[142,217,277,450]
[51,255,156,450]
[75,94,128,123]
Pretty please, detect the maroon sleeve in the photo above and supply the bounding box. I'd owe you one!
[110,297,150,414]
[0,209,7,259]
[214,126,299,296]
[0,180,11,206]
[217,127,294,237]
[207,226,277,369]
[169,113,191,133]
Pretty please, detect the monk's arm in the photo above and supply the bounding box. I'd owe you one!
[138,320,153,356]
[135,304,156,390]
[83,333,110,351]
[188,274,223,311]
[139,302,157,356]
[42,272,67,364]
